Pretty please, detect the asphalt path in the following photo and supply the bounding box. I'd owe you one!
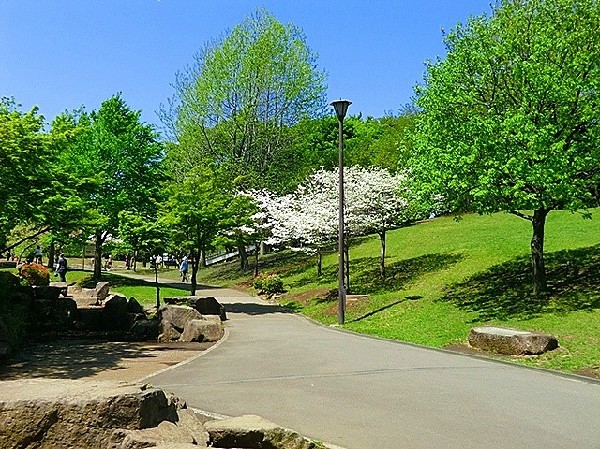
[146,285,600,449]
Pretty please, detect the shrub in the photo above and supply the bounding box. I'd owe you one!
[19,263,50,286]
[252,273,285,295]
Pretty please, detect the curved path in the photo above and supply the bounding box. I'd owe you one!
[146,286,600,449]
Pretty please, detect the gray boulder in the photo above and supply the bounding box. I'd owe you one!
[103,294,130,331]
[0,380,179,449]
[158,321,182,342]
[205,415,325,449]
[96,281,111,302]
[127,297,145,314]
[469,326,559,355]
[179,318,223,343]
[164,296,227,321]
[159,305,203,332]
[130,319,159,342]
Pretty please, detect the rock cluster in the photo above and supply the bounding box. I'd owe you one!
[158,305,224,343]
[0,380,333,449]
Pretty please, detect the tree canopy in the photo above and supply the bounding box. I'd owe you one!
[412,0,600,294]
[164,8,327,191]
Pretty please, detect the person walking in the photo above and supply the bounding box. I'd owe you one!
[180,256,188,282]
[55,253,68,283]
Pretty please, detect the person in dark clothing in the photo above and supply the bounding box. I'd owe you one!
[55,253,68,282]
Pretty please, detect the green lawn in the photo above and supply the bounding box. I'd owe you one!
[194,209,600,377]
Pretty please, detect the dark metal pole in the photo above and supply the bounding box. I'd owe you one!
[155,257,160,312]
[337,117,346,325]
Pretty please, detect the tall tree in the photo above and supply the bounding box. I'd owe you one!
[164,8,327,191]
[59,94,165,279]
[412,0,600,295]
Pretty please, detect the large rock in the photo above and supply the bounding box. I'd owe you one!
[164,296,227,321]
[205,415,324,449]
[130,319,159,341]
[159,306,203,332]
[0,380,179,449]
[468,326,559,355]
[158,321,182,342]
[179,318,223,343]
[96,281,111,302]
[113,420,197,449]
[103,294,130,331]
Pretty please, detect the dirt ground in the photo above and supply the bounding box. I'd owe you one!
[0,339,213,383]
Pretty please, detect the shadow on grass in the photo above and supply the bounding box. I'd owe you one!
[350,253,463,295]
[442,244,600,321]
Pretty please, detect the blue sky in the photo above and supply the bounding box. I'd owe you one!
[0,1,490,130]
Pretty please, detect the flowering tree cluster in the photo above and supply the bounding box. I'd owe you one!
[244,166,413,278]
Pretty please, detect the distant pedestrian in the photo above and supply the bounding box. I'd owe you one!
[180,256,188,282]
[34,245,43,265]
[55,253,68,282]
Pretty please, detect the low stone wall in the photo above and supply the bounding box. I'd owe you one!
[0,380,338,449]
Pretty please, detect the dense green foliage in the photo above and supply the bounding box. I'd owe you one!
[412,0,600,294]
[56,94,165,279]
[165,9,327,192]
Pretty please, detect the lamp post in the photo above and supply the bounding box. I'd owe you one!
[330,99,351,325]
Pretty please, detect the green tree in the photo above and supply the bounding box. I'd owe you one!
[412,0,600,295]
[161,166,234,295]
[59,94,165,280]
[164,8,327,191]
[0,98,51,252]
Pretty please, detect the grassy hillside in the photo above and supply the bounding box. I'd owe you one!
[196,209,600,377]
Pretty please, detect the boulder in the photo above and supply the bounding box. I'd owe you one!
[103,295,130,331]
[175,409,210,445]
[114,420,197,449]
[159,305,203,332]
[468,326,559,355]
[130,319,159,342]
[205,415,323,449]
[0,316,10,356]
[164,296,227,321]
[0,380,179,449]
[158,321,182,342]
[179,319,223,343]
[96,281,111,302]
[127,297,145,314]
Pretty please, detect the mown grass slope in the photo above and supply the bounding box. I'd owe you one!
[195,210,600,376]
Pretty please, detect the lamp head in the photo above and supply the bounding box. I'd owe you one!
[330,99,352,121]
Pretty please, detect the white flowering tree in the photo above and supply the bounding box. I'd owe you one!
[247,166,413,280]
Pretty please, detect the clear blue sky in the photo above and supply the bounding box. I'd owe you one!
[0,1,490,130]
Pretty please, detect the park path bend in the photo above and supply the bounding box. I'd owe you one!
[147,287,600,449]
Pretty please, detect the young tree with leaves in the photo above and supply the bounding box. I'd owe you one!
[163,8,327,192]
[413,0,600,295]
[59,94,165,280]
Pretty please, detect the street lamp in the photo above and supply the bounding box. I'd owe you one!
[330,99,352,325]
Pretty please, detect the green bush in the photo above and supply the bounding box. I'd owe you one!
[19,263,50,286]
[252,273,285,295]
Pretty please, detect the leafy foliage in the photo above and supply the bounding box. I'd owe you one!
[252,272,285,295]
[164,8,327,191]
[412,0,600,293]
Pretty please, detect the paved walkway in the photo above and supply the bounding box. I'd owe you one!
[146,286,600,449]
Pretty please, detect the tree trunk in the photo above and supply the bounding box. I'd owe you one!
[316,248,322,277]
[344,237,350,294]
[200,249,207,268]
[190,251,199,296]
[531,208,549,296]
[238,244,249,271]
[94,233,103,281]
[379,230,386,278]
[254,242,259,278]
[48,241,55,269]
